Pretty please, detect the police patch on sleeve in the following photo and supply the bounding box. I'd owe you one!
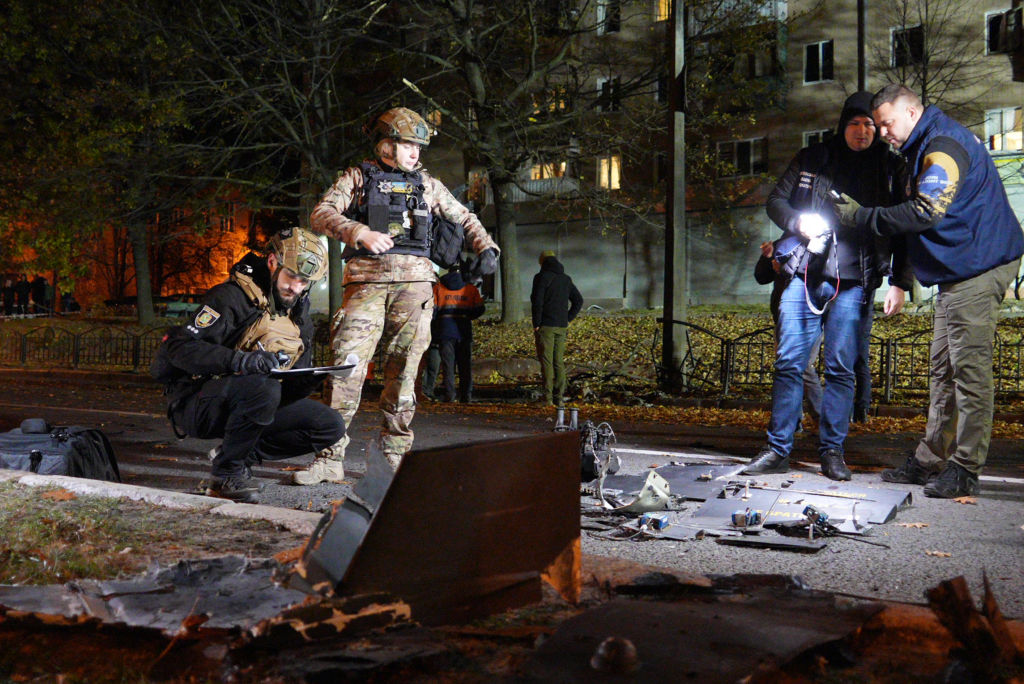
[193,305,221,329]
[918,151,959,202]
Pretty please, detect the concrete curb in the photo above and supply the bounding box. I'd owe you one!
[0,470,323,536]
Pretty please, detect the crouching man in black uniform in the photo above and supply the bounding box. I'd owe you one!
[152,227,345,503]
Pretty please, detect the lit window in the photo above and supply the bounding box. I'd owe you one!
[597,155,621,189]
[804,40,834,84]
[892,25,924,67]
[986,107,1023,152]
[655,0,670,22]
[716,138,767,177]
[538,86,568,113]
[530,162,567,180]
[803,129,833,147]
[597,0,621,35]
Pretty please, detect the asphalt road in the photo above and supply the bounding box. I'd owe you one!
[1,368,1022,618]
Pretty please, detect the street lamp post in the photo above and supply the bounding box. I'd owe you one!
[662,0,688,391]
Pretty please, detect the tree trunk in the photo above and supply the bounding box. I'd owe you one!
[130,222,156,325]
[491,176,522,323]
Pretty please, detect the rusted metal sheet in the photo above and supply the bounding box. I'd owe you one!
[292,432,581,625]
[525,594,883,681]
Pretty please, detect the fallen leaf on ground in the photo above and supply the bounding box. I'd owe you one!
[897,522,929,528]
[147,456,179,463]
[273,546,305,564]
[925,550,952,557]
[40,489,76,501]
[953,496,977,505]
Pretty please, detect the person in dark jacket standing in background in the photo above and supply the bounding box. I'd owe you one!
[531,250,584,407]
[839,84,1024,498]
[1,279,13,316]
[432,268,485,402]
[14,274,30,315]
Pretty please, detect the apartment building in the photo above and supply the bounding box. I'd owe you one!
[469,0,1024,308]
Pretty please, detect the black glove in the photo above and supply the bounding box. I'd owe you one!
[834,192,862,227]
[470,248,498,277]
[231,350,281,375]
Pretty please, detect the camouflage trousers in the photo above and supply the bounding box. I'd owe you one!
[327,280,434,460]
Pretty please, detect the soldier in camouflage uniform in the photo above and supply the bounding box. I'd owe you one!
[300,107,498,477]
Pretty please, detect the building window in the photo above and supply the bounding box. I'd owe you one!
[803,129,833,147]
[655,72,668,103]
[597,0,621,35]
[716,138,767,177]
[530,161,567,179]
[597,155,621,189]
[655,0,670,22]
[804,40,834,83]
[733,51,774,79]
[988,8,1023,54]
[654,151,669,185]
[892,25,924,67]
[986,107,1023,152]
[596,77,621,112]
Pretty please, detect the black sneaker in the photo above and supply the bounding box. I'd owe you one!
[923,462,979,499]
[820,448,852,481]
[852,406,869,423]
[881,454,933,485]
[206,475,260,504]
[742,448,789,475]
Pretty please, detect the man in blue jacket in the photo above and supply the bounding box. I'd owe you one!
[837,84,1024,498]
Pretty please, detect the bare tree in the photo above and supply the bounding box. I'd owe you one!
[869,0,1001,122]
[153,0,395,312]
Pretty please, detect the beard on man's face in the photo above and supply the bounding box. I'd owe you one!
[273,282,300,310]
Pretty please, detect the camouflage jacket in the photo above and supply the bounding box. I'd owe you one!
[310,161,499,284]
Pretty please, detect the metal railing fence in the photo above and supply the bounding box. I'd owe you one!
[659,318,1024,401]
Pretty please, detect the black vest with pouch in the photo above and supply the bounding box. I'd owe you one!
[342,162,432,260]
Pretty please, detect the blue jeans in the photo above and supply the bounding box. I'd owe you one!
[854,291,876,415]
[767,276,867,458]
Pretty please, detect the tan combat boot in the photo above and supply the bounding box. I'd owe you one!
[291,438,347,485]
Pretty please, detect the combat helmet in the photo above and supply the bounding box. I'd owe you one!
[366,107,434,147]
[268,227,328,282]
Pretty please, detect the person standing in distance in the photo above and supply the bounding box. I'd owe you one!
[531,250,583,408]
[307,107,499,473]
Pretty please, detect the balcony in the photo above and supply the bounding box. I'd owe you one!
[484,176,581,204]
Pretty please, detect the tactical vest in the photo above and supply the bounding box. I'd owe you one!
[230,269,304,370]
[341,162,432,260]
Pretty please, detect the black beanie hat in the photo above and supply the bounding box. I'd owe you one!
[836,90,875,136]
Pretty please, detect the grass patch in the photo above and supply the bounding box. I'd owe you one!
[0,481,308,585]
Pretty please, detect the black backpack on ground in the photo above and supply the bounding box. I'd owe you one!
[0,418,121,482]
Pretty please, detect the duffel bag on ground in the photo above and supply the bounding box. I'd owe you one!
[0,418,121,482]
